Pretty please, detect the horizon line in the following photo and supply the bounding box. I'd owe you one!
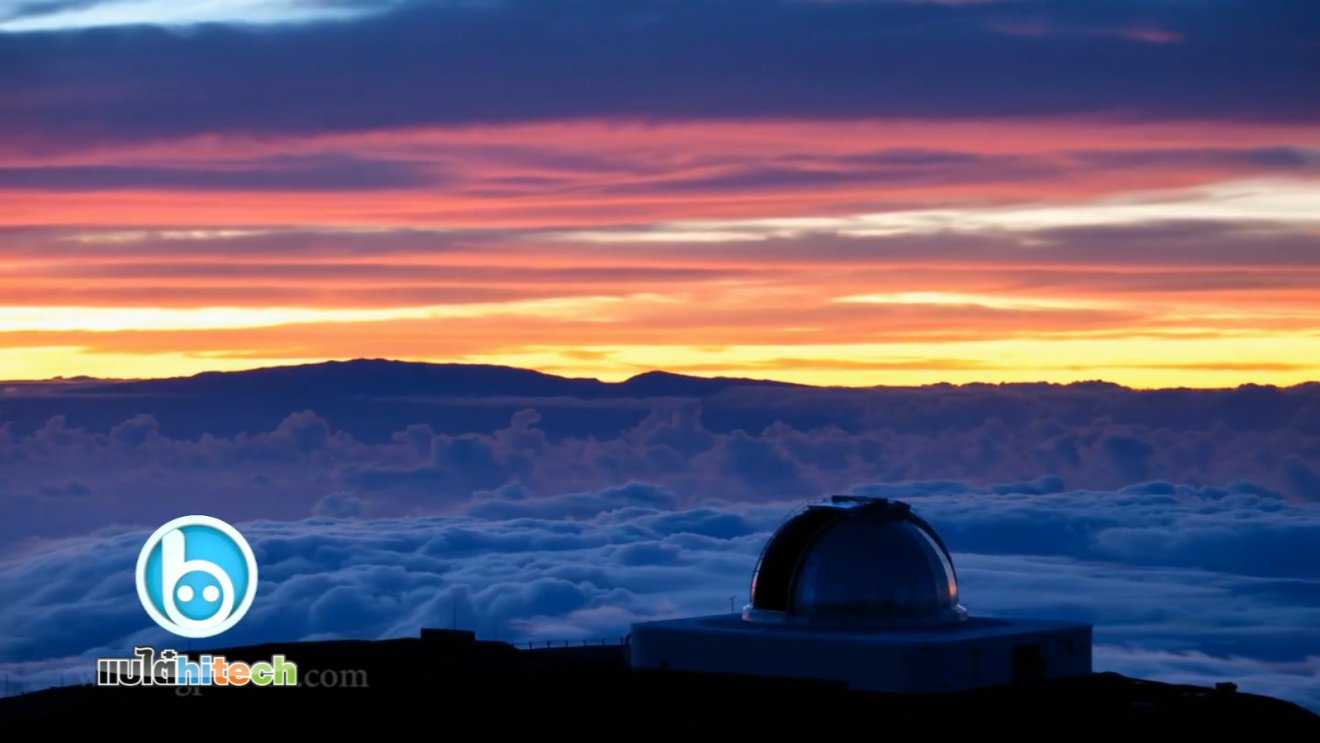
[2,357,1315,392]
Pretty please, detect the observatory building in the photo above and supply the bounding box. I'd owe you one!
[630,495,1092,693]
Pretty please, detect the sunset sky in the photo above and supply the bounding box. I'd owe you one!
[4,0,1319,387]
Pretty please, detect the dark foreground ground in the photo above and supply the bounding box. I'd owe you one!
[3,629,1317,732]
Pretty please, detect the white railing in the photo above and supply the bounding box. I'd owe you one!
[519,636,630,649]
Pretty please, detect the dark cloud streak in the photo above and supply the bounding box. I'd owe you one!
[0,145,1314,194]
[0,154,444,191]
[3,0,1319,153]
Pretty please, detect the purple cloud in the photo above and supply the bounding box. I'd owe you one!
[3,0,1318,155]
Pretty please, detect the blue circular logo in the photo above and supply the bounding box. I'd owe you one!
[135,515,258,638]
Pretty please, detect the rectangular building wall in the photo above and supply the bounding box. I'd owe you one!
[895,625,1092,693]
[631,624,909,692]
[631,618,1093,695]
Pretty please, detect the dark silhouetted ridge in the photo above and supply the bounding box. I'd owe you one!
[73,359,604,398]
[3,632,1316,732]
[5,358,1315,444]
[61,359,799,400]
[617,369,803,397]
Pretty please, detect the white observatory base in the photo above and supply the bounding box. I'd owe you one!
[630,614,1092,693]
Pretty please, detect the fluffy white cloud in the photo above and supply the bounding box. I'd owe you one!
[2,479,1318,712]
[0,0,399,32]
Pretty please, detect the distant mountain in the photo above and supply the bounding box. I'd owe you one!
[2,359,1315,444]
[59,359,802,400]
[0,360,805,440]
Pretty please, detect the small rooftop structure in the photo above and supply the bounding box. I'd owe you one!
[631,495,1092,693]
[420,628,476,644]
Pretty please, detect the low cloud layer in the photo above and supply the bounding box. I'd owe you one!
[4,380,1320,547]
[2,480,1318,712]
[2,380,1318,710]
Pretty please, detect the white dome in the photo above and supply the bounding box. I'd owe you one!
[743,496,967,629]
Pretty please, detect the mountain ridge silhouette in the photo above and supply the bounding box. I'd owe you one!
[15,358,1317,395]
[1,358,1315,445]
[51,358,803,399]
[4,633,1317,730]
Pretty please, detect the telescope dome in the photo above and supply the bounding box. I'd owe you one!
[743,496,967,629]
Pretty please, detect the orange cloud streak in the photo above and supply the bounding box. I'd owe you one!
[3,119,1317,229]
[1,118,1318,385]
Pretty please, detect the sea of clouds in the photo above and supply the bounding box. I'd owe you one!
[3,477,1319,711]
[2,393,1319,711]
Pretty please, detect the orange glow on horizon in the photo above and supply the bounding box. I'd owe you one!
[2,118,1318,387]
